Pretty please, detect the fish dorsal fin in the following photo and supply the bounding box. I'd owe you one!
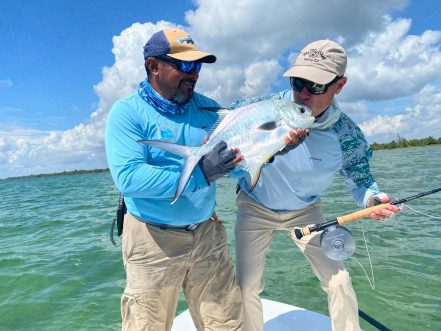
[200,107,231,137]
[199,106,223,112]
[257,121,278,131]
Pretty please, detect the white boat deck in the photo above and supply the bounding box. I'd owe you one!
[172,298,332,330]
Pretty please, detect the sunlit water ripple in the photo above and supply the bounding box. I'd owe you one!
[0,146,440,330]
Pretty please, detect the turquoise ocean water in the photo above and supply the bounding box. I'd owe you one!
[1,146,440,331]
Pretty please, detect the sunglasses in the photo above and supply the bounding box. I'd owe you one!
[156,55,202,74]
[290,76,341,95]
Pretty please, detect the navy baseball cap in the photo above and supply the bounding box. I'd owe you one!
[143,28,216,63]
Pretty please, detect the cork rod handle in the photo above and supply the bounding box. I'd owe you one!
[336,203,390,225]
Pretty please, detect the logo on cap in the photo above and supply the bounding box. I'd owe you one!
[178,37,195,45]
[303,48,326,62]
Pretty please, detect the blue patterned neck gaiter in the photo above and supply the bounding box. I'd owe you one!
[138,79,189,115]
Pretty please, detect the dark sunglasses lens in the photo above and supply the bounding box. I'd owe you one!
[310,84,325,94]
[290,77,304,91]
[290,77,327,95]
[195,62,202,72]
[180,61,202,73]
[157,56,201,73]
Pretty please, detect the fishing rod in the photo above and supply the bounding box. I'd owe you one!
[358,309,391,331]
[294,186,441,240]
[293,187,441,330]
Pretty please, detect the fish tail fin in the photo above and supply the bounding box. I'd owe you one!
[242,163,264,192]
[138,140,204,204]
[138,140,197,158]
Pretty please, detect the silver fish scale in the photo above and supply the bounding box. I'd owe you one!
[203,100,314,170]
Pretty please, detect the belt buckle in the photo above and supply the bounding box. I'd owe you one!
[186,223,199,231]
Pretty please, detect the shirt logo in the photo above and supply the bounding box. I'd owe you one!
[158,127,175,141]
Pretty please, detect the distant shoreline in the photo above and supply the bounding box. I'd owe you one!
[3,136,441,180]
[4,168,110,180]
[371,135,441,151]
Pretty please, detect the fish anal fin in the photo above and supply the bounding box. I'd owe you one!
[243,163,264,192]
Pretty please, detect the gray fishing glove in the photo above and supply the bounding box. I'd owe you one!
[199,141,236,183]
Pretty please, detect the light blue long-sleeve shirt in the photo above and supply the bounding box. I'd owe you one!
[105,90,219,225]
[230,90,380,211]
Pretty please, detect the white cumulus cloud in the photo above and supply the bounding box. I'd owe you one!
[2,0,441,178]
[343,17,441,102]
[360,85,441,142]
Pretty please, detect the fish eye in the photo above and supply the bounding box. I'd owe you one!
[300,107,305,113]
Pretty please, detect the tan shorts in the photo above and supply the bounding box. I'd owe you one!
[121,213,243,331]
[235,191,359,331]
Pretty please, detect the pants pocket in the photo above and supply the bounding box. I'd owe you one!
[121,289,148,331]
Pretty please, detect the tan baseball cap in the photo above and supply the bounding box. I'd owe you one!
[283,39,347,84]
[143,28,216,63]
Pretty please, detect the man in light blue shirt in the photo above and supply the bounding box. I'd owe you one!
[233,40,401,331]
[105,28,243,330]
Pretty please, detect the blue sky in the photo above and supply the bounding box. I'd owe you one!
[1,0,441,178]
[1,0,193,131]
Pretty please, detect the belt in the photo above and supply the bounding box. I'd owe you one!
[145,220,204,231]
[130,213,215,231]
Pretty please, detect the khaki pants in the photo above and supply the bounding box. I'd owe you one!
[122,213,243,331]
[235,191,360,331]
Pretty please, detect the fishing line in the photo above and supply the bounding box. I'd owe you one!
[336,201,441,290]
[402,204,441,219]
[333,201,441,290]
[350,219,375,290]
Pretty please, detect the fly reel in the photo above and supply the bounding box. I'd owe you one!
[320,225,355,261]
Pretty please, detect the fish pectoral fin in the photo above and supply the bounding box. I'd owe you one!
[257,121,278,131]
[243,163,264,192]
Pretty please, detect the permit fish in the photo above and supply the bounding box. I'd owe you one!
[139,99,316,204]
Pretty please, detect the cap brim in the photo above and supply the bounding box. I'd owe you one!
[283,65,336,85]
[168,51,216,63]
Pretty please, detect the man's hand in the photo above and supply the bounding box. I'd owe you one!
[199,141,242,183]
[275,128,309,157]
[366,193,401,221]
